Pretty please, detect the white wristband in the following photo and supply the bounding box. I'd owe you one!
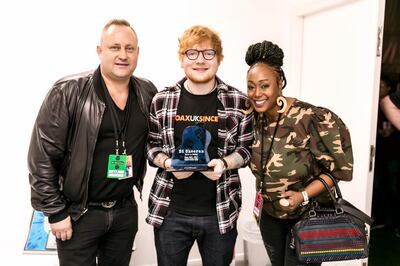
[301,191,309,206]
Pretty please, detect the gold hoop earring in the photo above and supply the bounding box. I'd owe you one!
[276,96,287,113]
[243,99,254,115]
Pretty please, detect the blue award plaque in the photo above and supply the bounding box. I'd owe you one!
[168,123,211,171]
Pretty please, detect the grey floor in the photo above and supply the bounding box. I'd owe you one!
[235,260,248,266]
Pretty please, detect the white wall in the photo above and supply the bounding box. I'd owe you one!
[0,0,297,265]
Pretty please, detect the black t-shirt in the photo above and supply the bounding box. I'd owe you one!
[389,90,400,108]
[170,87,219,216]
[88,82,147,202]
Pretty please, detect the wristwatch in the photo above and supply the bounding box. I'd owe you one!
[301,190,309,206]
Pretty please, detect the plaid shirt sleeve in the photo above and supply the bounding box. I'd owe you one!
[145,88,179,227]
[214,84,254,234]
[146,89,179,160]
[228,93,253,165]
[146,93,165,162]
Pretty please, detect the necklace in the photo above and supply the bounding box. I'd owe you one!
[184,80,217,95]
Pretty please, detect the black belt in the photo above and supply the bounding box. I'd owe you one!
[87,195,132,209]
[88,200,118,208]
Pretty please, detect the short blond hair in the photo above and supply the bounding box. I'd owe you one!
[103,19,136,35]
[178,25,223,63]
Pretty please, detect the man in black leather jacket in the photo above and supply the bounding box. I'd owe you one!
[28,19,157,266]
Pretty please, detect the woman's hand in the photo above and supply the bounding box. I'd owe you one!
[278,190,304,212]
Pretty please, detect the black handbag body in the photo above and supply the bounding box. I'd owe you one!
[292,174,374,263]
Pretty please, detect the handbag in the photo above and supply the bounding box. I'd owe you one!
[291,173,374,263]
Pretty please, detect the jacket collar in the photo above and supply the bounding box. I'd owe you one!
[93,66,105,102]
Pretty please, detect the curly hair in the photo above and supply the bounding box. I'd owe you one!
[245,40,287,89]
[178,25,223,63]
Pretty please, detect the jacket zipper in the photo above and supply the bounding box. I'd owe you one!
[77,101,105,220]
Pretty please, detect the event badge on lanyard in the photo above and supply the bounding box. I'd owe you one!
[253,190,263,221]
[103,80,134,180]
[107,153,133,179]
[253,113,281,221]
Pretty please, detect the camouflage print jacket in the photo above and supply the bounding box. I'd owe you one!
[250,99,353,219]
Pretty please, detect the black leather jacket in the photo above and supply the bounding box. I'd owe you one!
[28,67,157,221]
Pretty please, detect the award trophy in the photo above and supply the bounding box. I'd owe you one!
[168,123,211,171]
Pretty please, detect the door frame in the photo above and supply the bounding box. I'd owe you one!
[289,0,361,94]
[289,0,385,217]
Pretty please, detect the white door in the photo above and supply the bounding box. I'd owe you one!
[290,1,385,264]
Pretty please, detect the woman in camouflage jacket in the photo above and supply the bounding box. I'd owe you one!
[245,40,353,266]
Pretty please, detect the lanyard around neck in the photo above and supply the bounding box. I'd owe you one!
[101,79,132,155]
[260,113,282,190]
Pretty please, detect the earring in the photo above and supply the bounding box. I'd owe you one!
[276,96,287,113]
[243,99,254,115]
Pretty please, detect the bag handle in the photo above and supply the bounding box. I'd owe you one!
[315,173,374,225]
[314,174,339,202]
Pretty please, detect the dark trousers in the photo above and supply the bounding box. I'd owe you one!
[154,209,237,266]
[56,198,138,266]
[259,209,320,266]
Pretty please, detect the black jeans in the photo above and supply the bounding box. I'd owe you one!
[259,209,320,266]
[154,209,237,266]
[56,197,138,266]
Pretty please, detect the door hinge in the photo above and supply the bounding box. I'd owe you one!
[369,145,375,172]
[376,26,383,57]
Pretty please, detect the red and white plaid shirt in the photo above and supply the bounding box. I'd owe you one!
[146,76,254,234]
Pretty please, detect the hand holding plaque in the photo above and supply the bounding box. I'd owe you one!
[167,123,211,171]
